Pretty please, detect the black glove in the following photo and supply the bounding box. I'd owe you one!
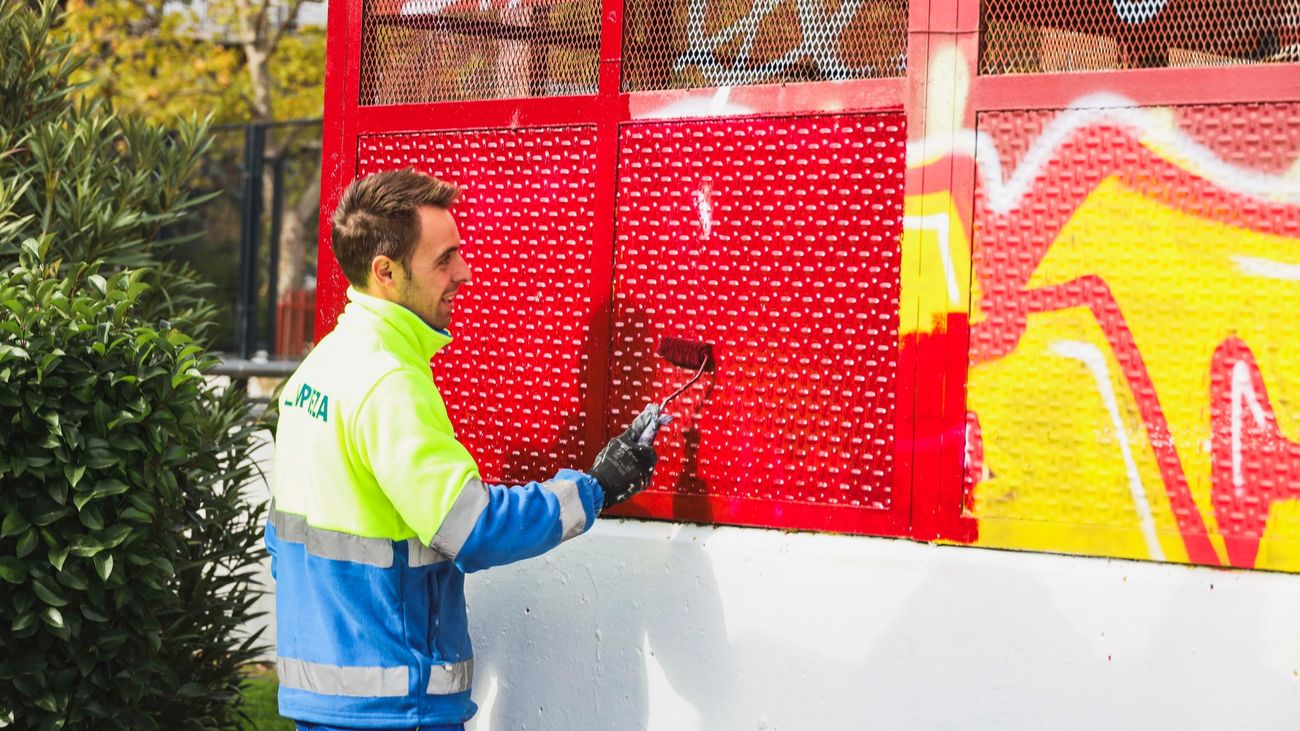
[590,404,672,510]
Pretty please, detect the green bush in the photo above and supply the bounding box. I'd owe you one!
[0,2,268,729]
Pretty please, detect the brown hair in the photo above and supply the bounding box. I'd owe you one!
[330,168,461,287]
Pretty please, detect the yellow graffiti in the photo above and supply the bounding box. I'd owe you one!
[899,192,977,337]
[969,177,1300,569]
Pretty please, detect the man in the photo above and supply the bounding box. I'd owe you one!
[267,168,666,730]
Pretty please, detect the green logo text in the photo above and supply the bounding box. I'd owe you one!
[284,382,330,423]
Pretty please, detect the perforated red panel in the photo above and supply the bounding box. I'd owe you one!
[607,114,906,528]
[981,0,1300,74]
[356,127,598,484]
[359,0,600,105]
[622,0,908,91]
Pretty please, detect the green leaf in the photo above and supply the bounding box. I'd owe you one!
[67,537,103,558]
[119,507,151,522]
[48,546,69,572]
[41,607,64,630]
[15,529,39,558]
[63,463,85,487]
[78,506,103,530]
[46,480,68,505]
[0,557,27,583]
[99,524,131,548]
[33,578,68,607]
[151,556,174,577]
[32,507,71,526]
[1,511,30,537]
[93,554,112,582]
[73,479,129,510]
[12,611,39,633]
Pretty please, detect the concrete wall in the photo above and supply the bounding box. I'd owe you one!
[245,434,1300,729]
[462,520,1300,730]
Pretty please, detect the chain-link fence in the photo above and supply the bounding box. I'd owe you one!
[981,0,1300,74]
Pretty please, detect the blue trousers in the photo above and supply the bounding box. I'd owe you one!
[297,717,465,723]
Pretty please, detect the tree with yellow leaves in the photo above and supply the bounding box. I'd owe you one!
[60,0,326,340]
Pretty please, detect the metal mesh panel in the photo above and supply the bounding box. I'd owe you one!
[360,0,600,105]
[608,114,905,511]
[622,0,908,91]
[356,127,598,484]
[981,0,1300,74]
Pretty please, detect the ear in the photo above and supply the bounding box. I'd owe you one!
[369,255,401,293]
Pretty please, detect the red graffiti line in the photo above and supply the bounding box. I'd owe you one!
[990,276,1221,565]
[1209,337,1300,568]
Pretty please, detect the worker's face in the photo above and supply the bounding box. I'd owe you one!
[394,206,472,331]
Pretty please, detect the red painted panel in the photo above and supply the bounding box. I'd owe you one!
[355,127,600,485]
[606,113,908,532]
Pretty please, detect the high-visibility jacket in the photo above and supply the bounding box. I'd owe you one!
[267,287,603,727]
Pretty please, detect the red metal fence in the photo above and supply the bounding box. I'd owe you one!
[318,0,1300,568]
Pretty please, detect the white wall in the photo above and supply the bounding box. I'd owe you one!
[242,423,1300,730]
[463,520,1300,731]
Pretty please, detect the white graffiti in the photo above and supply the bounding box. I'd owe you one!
[1051,340,1166,561]
[1231,254,1300,281]
[906,92,1300,215]
[674,0,900,87]
[1111,0,1169,24]
[695,179,715,241]
[1231,359,1270,497]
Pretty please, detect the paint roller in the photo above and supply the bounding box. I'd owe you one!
[655,336,714,410]
[632,336,714,447]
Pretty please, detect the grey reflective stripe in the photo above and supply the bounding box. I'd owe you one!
[544,478,587,542]
[269,505,394,568]
[277,656,407,697]
[430,478,490,560]
[407,538,446,567]
[426,659,474,695]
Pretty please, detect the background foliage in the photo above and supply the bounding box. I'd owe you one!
[0,1,268,728]
[56,0,327,356]
[58,0,325,125]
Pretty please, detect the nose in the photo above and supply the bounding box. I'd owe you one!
[455,251,472,285]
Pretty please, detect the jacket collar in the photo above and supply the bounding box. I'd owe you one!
[341,287,453,363]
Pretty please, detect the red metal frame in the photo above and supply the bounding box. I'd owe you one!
[316,0,1300,542]
[316,0,914,538]
[972,64,1300,110]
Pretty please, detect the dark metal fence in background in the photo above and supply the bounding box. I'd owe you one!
[173,119,323,363]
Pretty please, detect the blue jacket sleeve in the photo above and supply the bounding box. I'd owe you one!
[441,468,604,573]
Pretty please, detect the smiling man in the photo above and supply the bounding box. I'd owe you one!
[267,168,666,731]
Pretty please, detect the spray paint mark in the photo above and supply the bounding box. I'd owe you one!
[1232,255,1300,281]
[907,93,1300,214]
[1051,340,1165,561]
[695,179,714,241]
[1231,359,1269,496]
[1209,338,1300,567]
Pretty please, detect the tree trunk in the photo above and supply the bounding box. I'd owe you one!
[278,162,320,296]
